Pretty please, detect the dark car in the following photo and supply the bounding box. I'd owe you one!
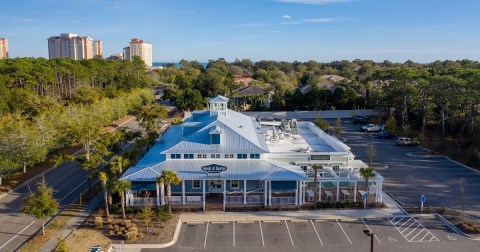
[377,131,396,139]
[352,116,369,125]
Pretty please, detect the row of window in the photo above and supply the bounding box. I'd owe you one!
[192,180,240,189]
[170,153,260,159]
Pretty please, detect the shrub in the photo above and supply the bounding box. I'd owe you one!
[123,219,132,228]
[171,118,182,125]
[95,217,103,227]
[53,238,67,252]
[313,118,329,132]
[156,207,172,222]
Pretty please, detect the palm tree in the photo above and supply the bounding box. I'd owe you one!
[109,156,130,178]
[359,166,376,191]
[99,172,110,218]
[112,180,131,219]
[156,170,181,214]
[311,164,323,208]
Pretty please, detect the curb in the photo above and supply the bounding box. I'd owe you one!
[111,218,182,250]
[435,214,480,240]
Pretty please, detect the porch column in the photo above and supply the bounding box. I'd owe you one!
[223,180,227,211]
[302,181,306,205]
[319,181,322,202]
[268,181,272,206]
[243,180,247,204]
[182,180,186,205]
[336,181,340,202]
[264,180,267,207]
[379,181,383,202]
[202,180,206,212]
[295,181,298,205]
[353,181,357,202]
[156,182,160,206]
[160,182,165,205]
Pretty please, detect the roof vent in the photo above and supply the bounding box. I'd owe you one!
[239,125,243,128]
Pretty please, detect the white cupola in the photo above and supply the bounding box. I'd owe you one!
[209,95,228,117]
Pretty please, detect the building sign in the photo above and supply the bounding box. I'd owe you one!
[310,155,330,161]
[201,164,227,173]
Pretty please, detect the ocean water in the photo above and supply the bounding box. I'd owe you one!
[153,62,208,68]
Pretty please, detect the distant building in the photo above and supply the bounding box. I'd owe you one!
[0,38,8,59]
[107,53,123,61]
[92,40,103,58]
[47,33,102,60]
[123,38,152,66]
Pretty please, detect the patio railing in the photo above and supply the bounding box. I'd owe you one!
[271,196,296,205]
[128,196,156,206]
[165,196,203,205]
[226,195,265,204]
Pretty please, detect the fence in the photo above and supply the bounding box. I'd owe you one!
[271,196,296,205]
[226,195,265,204]
[165,196,203,205]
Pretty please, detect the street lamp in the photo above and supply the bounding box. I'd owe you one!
[363,229,374,252]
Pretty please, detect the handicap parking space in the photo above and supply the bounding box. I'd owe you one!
[388,216,439,242]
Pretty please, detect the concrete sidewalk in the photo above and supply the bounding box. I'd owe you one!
[41,193,103,252]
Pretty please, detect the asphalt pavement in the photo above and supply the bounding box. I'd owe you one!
[0,117,143,252]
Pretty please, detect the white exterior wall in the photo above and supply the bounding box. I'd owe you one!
[48,33,98,60]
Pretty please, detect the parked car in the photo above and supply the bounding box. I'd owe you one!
[352,116,369,125]
[377,131,396,139]
[395,137,420,146]
[360,124,382,132]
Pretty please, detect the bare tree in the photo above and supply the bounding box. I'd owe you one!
[367,143,376,165]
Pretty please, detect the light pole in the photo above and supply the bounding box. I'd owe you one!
[363,229,374,252]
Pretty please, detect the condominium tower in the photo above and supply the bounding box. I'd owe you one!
[0,38,8,59]
[48,33,102,60]
[123,38,152,66]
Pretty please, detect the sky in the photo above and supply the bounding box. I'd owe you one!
[1,0,480,63]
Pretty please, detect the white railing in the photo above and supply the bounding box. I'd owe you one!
[271,197,296,205]
[129,197,156,206]
[164,196,203,205]
[225,196,244,204]
[185,196,203,204]
[247,195,264,204]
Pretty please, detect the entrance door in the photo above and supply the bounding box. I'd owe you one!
[209,180,223,193]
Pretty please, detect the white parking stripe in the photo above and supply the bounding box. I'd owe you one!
[405,223,421,238]
[310,219,323,245]
[388,217,439,243]
[259,221,265,247]
[204,221,209,247]
[336,219,352,244]
[401,220,416,234]
[419,231,431,242]
[233,221,235,247]
[360,218,381,244]
[285,220,294,246]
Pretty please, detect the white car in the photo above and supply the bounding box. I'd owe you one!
[360,124,382,132]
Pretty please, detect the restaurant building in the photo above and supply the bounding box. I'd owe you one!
[120,96,384,211]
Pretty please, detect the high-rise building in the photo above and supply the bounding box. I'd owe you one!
[92,40,103,58]
[48,33,102,60]
[123,38,152,66]
[0,38,8,59]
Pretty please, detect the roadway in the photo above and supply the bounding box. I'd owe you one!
[0,118,144,252]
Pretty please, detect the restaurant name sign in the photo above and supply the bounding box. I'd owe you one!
[310,155,330,161]
[201,164,227,173]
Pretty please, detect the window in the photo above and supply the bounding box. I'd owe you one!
[184,154,194,159]
[250,154,260,159]
[211,134,220,144]
[197,154,207,159]
[225,154,234,159]
[170,154,181,159]
[211,154,220,158]
[237,154,247,159]
[301,166,308,171]
[231,180,239,189]
[192,180,201,189]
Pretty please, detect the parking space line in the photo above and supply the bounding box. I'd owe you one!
[392,217,404,225]
[399,218,413,229]
[419,232,430,242]
[388,217,439,243]
[401,220,416,233]
[259,221,265,247]
[310,219,323,245]
[409,229,425,242]
[405,223,420,238]
[360,218,381,244]
[285,220,294,246]
[233,221,235,247]
[204,221,209,247]
[336,219,352,244]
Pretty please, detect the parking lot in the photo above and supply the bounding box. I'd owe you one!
[154,216,476,252]
[338,119,480,218]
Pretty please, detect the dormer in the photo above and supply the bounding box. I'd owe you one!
[209,95,228,117]
[209,125,222,145]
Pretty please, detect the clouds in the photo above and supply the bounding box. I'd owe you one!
[275,0,356,4]
[302,18,335,23]
[282,15,292,19]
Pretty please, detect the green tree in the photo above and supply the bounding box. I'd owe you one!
[22,181,59,236]
[99,172,110,218]
[137,104,168,134]
[386,116,397,134]
[311,164,323,208]
[139,203,155,234]
[314,118,329,132]
[359,167,376,191]
[108,156,130,178]
[156,170,181,214]
[112,180,131,219]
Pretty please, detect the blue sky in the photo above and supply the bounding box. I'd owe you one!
[1,0,480,63]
